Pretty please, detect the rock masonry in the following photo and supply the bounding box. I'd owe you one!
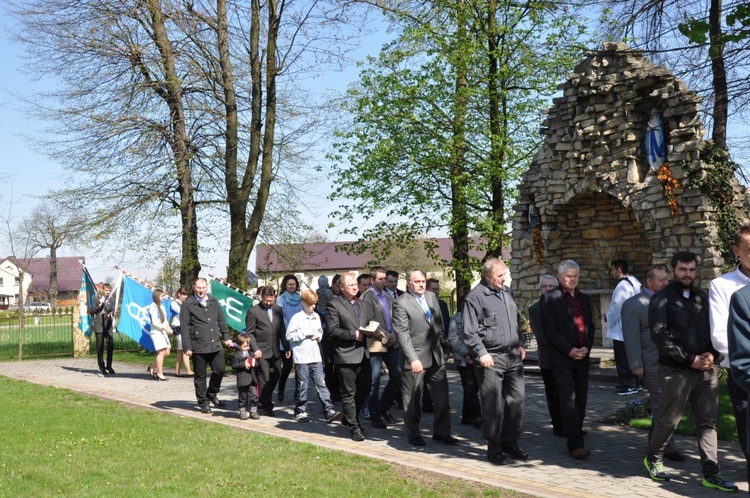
[510,42,749,329]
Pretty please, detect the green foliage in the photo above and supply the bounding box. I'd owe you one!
[329,0,591,290]
[684,142,741,269]
[679,3,750,53]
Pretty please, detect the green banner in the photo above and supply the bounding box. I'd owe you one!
[210,279,254,332]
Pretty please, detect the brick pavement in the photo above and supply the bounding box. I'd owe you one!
[0,356,746,497]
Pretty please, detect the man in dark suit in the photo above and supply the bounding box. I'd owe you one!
[529,275,561,436]
[90,283,115,375]
[326,272,371,441]
[360,266,400,429]
[385,270,404,301]
[541,259,595,459]
[181,277,234,413]
[393,269,456,446]
[245,285,288,417]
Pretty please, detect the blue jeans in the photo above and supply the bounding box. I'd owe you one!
[368,347,401,423]
[294,362,334,416]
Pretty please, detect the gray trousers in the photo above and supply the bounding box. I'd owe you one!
[401,361,451,438]
[640,343,677,453]
[475,350,525,458]
[647,363,720,477]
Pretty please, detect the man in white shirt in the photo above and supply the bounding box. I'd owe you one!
[709,224,750,464]
[606,259,641,396]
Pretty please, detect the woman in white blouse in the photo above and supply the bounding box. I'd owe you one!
[147,288,173,381]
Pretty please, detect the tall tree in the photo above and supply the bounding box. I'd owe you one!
[19,204,86,307]
[602,0,750,151]
[329,0,588,302]
[10,0,361,289]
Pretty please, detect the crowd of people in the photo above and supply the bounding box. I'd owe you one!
[87,225,750,493]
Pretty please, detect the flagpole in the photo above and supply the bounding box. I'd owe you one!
[116,268,156,290]
[205,273,255,298]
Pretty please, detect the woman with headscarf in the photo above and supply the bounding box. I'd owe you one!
[276,274,303,401]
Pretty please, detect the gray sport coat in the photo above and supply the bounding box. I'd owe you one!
[392,291,446,371]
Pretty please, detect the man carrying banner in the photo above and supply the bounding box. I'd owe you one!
[181,277,234,413]
[90,283,115,375]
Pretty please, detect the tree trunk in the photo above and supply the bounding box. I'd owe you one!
[147,0,201,288]
[450,0,472,308]
[486,0,506,261]
[49,246,58,307]
[225,0,278,290]
[709,0,728,148]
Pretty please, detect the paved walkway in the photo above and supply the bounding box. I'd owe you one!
[0,355,746,498]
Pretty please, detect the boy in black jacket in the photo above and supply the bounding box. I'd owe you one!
[231,334,259,420]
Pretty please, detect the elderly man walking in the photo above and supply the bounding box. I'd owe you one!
[462,258,527,465]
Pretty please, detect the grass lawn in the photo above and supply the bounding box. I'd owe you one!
[0,314,74,359]
[0,376,519,497]
[606,369,739,443]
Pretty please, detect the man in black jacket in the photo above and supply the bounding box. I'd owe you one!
[245,286,288,417]
[181,277,233,414]
[90,283,115,375]
[644,252,737,492]
[541,260,595,459]
[326,272,371,441]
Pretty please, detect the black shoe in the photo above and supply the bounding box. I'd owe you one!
[325,411,342,424]
[502,445,529,460]
[432,434,459,445]
[99,367,108,375]
[106,367,115,375]
[351,428,365,442]
[208,396,226,408]
[200,404,212,414]
[264,409,275,417]
[381,411,397,424]
[409,435,426,446]
[371,420,387,429]
[664,451,686,462]
[488,454,509,465]
[277,392,284,403]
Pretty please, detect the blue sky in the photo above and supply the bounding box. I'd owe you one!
[0,8,391,282]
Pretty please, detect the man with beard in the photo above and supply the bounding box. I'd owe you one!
[644,252,737,492]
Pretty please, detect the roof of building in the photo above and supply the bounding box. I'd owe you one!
[6,256,86,293]
[255,238,509,273]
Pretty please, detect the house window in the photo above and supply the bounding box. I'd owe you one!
[14,277,20,286]
[0,277,3,285]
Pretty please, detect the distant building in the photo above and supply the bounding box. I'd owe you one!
[255,238,510,296]
[1,256,85,307]
[0,258,33,307]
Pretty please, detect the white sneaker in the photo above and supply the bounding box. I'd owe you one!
[294,412,310,422]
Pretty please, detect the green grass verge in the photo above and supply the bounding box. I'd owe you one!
[608,371,738,442]
[0,376,514,497]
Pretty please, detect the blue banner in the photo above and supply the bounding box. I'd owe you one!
[118,276,156,352]
[78,264,97,336]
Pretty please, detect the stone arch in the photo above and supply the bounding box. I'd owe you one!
[510,42,750,341]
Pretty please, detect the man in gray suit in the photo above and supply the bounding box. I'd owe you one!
[393,269,456,446]
[621,265,683,461]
